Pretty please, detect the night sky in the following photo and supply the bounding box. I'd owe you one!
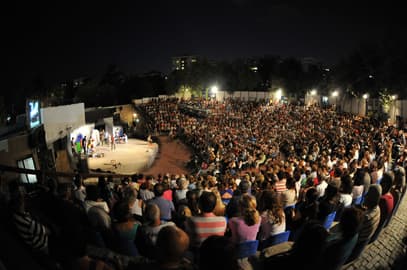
[3,1,404,88]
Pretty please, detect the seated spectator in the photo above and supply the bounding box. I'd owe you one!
[129,226,193,270]
[323,207,364,270]
[347,184,382,262]
[148,183,175,221]
[174,204,192,231]
[199,235,239,270]
[316,174,328,198]
[258,190,286,241]
[139,181,155,202]
[263,221,328,269]
[219,181,234,205]
[162,180,173,202]
[97,176,114,210]
[84,185,110,214]
[379,172,394,227]
[317,184,340,222]
[228,194,261,244]
[393,161,406,192]
[136,203,176,259]
[280,176,297,208]
[226,180,250,218]
[352,169,365,201]
[111,200,140,256]
[339,175,353,208]
[212,189,226,216]
[73,174,86,203]
[174,177,189,205]
[8,188,49,254]
[49,183,90,265]
[186,190,200,216]
[85,185,111,233]
[291,187,320,236]
[186,191,227,248]
[123,190,144,223]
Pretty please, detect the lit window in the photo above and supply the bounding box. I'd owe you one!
[17,157,38,184]
[191,59,197,63]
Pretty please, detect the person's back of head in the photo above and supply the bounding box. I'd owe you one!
[353,168,365,186]
[156,226,190,267]
[73,174,82,189]
[154,183,164,197]
[238,180,250,194]
[293,221,328,262]
[112,200,132,223]
[305,187,319,203]
[85,185,100,201]
[239,194,259,226]
[324,184,339,200]
[98,176,107,189]
[58,183,72,200]
[339,207,364,239]
[198,191,217,213]
[199,235,238,270]
[380,172,394,195]
[363,184,382,209]
[144,203,161,226]
[340,175,353,195]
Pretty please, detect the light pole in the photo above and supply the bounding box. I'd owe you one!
[332,91,339,111]
[310,89,317,106]
[392,95,397,125]
[363,93,369,117]
[210,85,218,100]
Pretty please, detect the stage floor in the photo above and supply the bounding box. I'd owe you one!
[87,138,158,175]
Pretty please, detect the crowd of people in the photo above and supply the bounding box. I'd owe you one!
[2,97,407,270]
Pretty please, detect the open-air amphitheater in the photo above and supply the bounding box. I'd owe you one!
[1,92,407,270]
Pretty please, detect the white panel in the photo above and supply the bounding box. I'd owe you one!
[41,103,85,145]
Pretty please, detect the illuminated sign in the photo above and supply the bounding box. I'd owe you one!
[27,100,41,129]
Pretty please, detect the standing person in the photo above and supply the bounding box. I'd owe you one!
[111,134,116,151]
[71,137,76,156]
[100,129,105,146]
[82,136,87,154]
[147,134,153,146]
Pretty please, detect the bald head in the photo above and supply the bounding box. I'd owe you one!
[156,226,190,265]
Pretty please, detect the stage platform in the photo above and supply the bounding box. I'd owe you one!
[87,138,158,175]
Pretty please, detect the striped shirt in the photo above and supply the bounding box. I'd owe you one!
[188,213,227,247]
[275,179,287,193]
[13,211,48,253]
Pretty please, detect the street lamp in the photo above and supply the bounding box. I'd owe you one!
[331,91,339,111]
[210,85,218,99]
[275,88,283,102]
[310,89,317,96]
[363,93,369,117]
